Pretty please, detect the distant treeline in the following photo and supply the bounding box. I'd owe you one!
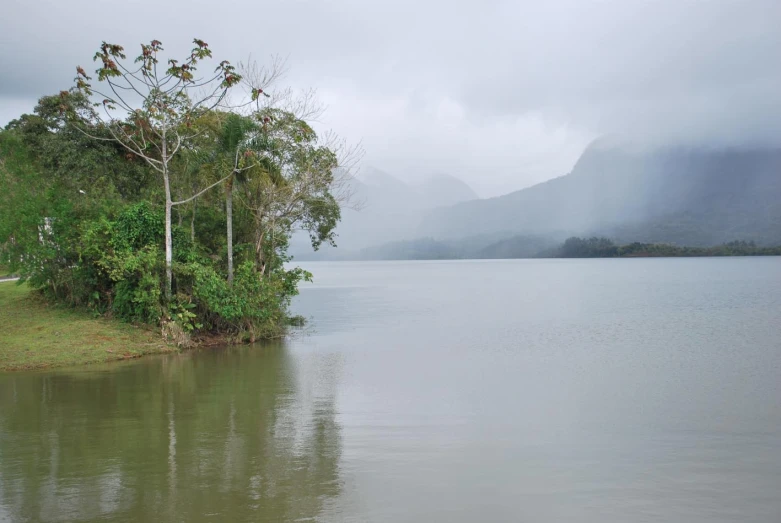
[549,237,781,258]
[310,235,781,261]
[311,234,559,261]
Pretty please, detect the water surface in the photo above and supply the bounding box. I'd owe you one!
[1,258,780,522]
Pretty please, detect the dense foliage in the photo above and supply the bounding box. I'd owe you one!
[551,237,781,258]
[0,40,346,345]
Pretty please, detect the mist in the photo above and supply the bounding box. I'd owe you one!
[294,139,781,260]
[2,0,780,197]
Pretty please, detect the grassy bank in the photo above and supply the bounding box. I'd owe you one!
[0,282,176,371]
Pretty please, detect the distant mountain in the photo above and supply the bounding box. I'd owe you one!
[355,167,478,208]
[295,232,557,261]
[356,238,462,260]
[476,235,559,259]
[291,168,479,257]
[412,173,479,208]
[417,140,781,246]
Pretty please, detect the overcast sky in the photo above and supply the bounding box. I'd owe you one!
[1,0,779,197]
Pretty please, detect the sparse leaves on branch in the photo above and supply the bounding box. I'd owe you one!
[71,38,246,298]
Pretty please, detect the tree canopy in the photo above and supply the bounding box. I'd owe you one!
[0,38,357,345]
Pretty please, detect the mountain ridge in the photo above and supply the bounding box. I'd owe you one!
[416,141,781,246]
[290,167,479,255]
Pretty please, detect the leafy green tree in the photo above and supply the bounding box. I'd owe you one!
[1,92,161,302]
[208,113,265,283]
[70,39,266,298]
[238,108,348,274]
[0,42,358,344]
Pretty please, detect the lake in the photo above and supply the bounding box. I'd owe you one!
[1,258,780,522]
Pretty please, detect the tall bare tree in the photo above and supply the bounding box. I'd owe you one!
[71,39,269,297]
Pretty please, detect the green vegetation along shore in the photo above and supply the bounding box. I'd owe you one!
[320,235,781,261]
[0,281,175,371]
[550,237,781,258]
[1,37,352,350]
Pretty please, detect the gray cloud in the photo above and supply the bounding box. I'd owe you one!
[1,0,779,196]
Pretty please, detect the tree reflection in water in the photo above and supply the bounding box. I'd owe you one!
[0,343,343,522]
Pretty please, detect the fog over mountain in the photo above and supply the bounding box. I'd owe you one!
[2,1,780,197]
[418,140,781,247]
[2,0,779,259]
[291,168,479,256]
[295,138,781,260]
[339,168,477,249]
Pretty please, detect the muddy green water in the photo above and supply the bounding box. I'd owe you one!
[1,258,780,522]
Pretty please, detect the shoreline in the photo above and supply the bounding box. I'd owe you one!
[0,282,177,372]
[0,281,293,372]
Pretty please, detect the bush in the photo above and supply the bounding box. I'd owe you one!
[47,202,309,343]
[180,260,310,341]
[2,108,328,347]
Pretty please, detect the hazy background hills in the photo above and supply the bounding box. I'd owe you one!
[293,139,781,260]
[291,168,479,258]
[347,167,479,243]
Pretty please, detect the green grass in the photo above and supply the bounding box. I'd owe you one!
[0,282,176,371]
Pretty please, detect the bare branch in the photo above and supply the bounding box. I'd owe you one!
[321,130,365,211]
[172,172,234,206]
[169,132,183,158]
[232,55,288,112]
[71,122,164,173]
[238,54,288,93]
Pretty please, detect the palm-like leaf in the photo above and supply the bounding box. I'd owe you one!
[218,113,257,155]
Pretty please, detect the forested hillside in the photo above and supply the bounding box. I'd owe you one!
[418,140,781,246]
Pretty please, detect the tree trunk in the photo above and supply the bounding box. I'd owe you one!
[161,126,174,301]
[160,126,173,300]
[164,184,173,300]
[255,226,264,273]
[163,136,173,303]
[226,177,234,285]
[190,200,197,243]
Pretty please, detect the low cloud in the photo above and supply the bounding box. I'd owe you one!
[1,0,778,196]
